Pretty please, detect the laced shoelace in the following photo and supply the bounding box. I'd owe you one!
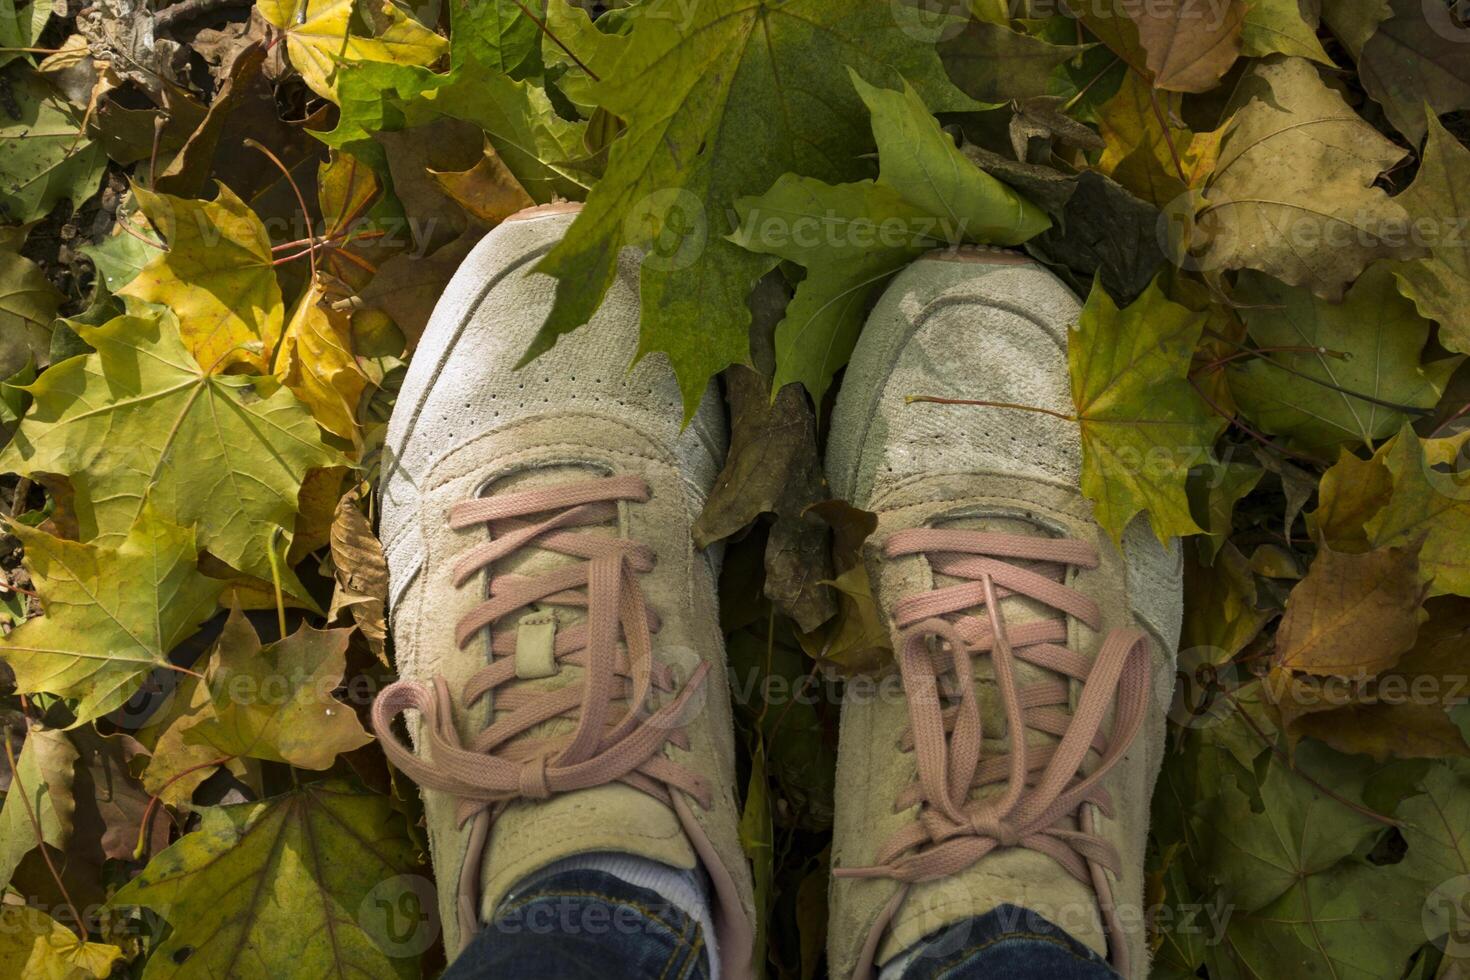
[833,528,1151,975]
[372,475,712,944]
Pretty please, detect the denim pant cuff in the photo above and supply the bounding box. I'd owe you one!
[894,902,1121,980]
[442,867,711,980]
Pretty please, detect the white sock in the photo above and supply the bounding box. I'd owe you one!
[878,947,916,980]
[502,852,721,979]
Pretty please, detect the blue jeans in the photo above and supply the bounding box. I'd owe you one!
[443,868,1119,979]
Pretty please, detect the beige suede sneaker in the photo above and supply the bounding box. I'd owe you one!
[824,248,1183,980]
[370,204,755,975]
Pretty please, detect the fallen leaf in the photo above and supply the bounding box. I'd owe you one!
[0,725,75,889]
[0,65,106,224]
[184,605,371,769]
[1289,597,1470,759]
[1399,758,1470,909]
[428,139,536,226]
[528,0,977,415]
[1367,428,1470,598]
[110,781,425,979]
[938,18,1090,103]
[0,0,49,69]
[1181,542,1270,661]
[0,310,343,590]
[1229,263,1455,454]
[1318,0,1392,56]
[0,245,59,379]
[1393,114,1470,355]
[733,72,1047,404]
[694,365,834,633]
[0,904,123,979]
[256,0,448,102]
[1070,275,1223,544]
[1187,459,1263,560]
[0,510,223,726]
[1196,56,1419,299]
[276,276,369,443]
[329,485,388,662]
[121,183,284,375]
[1307,448,1394,551]
[70,729,150,861]
[1241,0,1335,62]
[1272,541,1425,680]
[1351,0,1470,142]
[1128,0,1247,92]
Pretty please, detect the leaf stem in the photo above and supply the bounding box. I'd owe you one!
[3,729,87,940]
[134,755,232,859]
[508,0,599,82]
[245,138,317,278]
[904,394,1076,422]
[267,526,288,639]
[1146,85,1189,186]
[1229,694,1401,828]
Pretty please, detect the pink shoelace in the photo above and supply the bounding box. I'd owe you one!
[371,475,711,943]
[833,528,1152,974]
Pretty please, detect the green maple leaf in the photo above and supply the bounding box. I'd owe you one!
[0,311,343,589]
[1070,276,1223,545]
[526,0,977,415]
[1399,760,1470,944]
[183,606,372,769]
[111,781,424,979]
[0,65,105,224]
[1230,263,1456,455]
[731,71,1048,403]
[255,0,448,102]
[1209,740,1385,910]
[0,511,223,726]
[1394,114,1470,356]
[319,2,590,205]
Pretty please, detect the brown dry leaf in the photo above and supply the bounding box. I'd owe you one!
[1196,56,1419,299]
[1128,0,1247,92]
[329,485,388,664]
[693,365,834,633]
[353,226,483,347]
[1286,597,1470,759]
[1271,541,1426,680]
[429,139,536,226]
[796,500,889,675]
[69,729,150,862]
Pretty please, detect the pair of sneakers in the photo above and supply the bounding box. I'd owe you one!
[370,204,1182,979]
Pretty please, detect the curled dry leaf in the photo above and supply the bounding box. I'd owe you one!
[329,485,389,663]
